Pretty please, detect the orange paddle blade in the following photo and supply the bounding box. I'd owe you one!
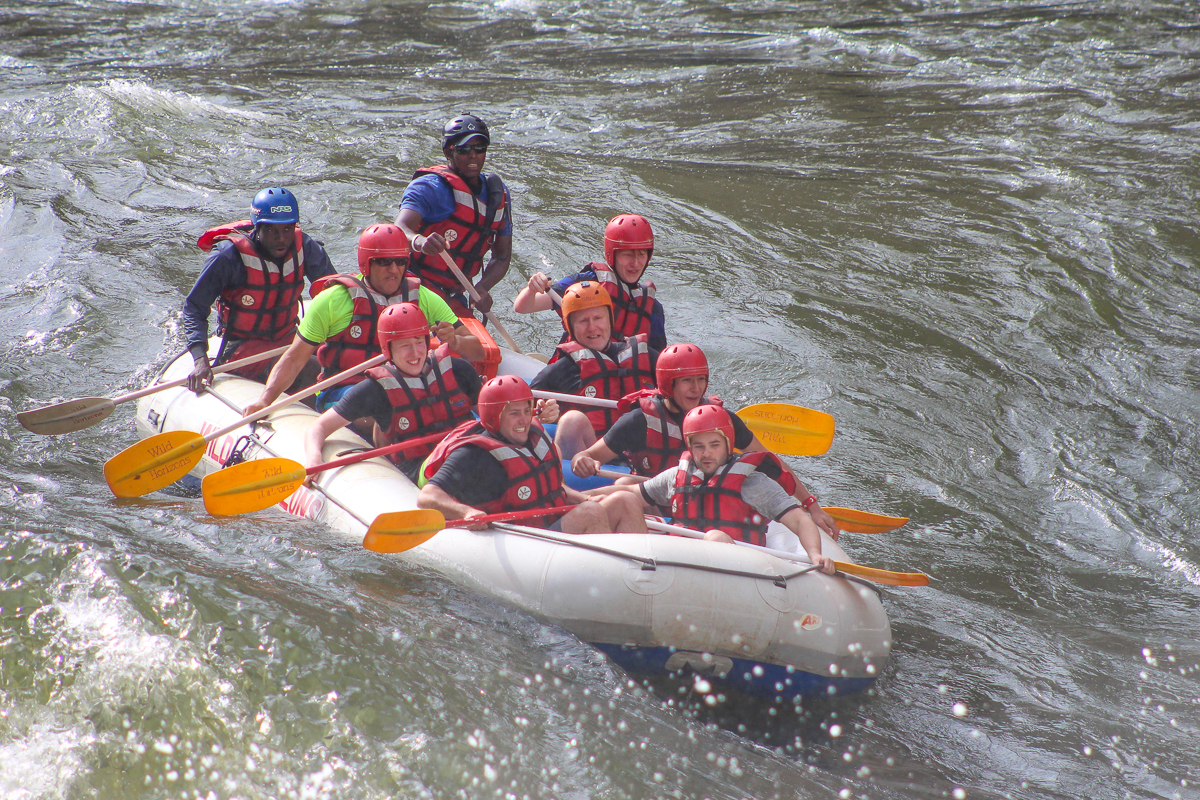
[362,509,447,553]
[834,561,928,587]
[104,431,206,498]
[202,458,306,516]
[736,403,835,456]
[824,507,909,534]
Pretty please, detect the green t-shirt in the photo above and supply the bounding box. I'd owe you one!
[298,276,460,344]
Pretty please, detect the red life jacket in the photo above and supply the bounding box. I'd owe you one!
[204,221,307,341]
[422,419,568,517]
[670,451,798,547]
[315,273,422,383]
[408,165,507,298]
[551,334,655,433]
[589,262,657,341]
[365,344,475,464]
[621,393,724,476]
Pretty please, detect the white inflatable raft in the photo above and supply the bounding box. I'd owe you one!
[136,347,891,701]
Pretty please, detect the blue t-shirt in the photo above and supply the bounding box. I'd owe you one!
[400,173,513,237]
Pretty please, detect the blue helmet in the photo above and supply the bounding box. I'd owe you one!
[249,187,299,226]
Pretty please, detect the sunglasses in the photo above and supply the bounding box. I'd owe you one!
[372,257,408,267]
[453,143,488,154]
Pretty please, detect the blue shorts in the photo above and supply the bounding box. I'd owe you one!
[315,383,355,412]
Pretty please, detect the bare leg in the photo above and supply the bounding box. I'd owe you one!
[554,410,598,460]
[559,501,611,534]
[599,492,647,533]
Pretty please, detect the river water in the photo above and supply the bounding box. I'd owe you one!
[2,1,1199,798]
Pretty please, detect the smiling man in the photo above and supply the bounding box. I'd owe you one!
[243,223,481,415]
[184,187,335,392]
[395,114,513,318]
[602,404,835,572]
[417,376,646,534]
[530,281,659,460]
[302,303,481,482]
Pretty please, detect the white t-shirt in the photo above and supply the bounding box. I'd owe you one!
[640,466,800,521]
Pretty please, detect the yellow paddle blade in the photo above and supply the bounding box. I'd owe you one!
[736,403,835,456]
[201,458,306,516]
[104,430,206,498]
[19,397,115,435]
[834,560,928,587]
[824,507,909,534]
[362,509,447,553]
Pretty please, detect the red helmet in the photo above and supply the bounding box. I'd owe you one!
[682,404,735,450]
[376,303,428,356]
[656,343,708,397]
[476,375,534,434]
[603,214,654,270]
[358,223,410,275]
[559,280,613,340]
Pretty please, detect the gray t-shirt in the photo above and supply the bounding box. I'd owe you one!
[640,466,800,522]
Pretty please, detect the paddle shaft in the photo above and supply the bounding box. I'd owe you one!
[436,250,523,354]
[18,344,291,434]
[533,389,619,409]
[596,471,904,533]
[309,429,447,476]
[442,504,579,530]
[648,517,800,554]
[599,468,644,482]
[203,354,388,445]
[363,504,579,548]
[114,345,290,405]
[644,518,927,585]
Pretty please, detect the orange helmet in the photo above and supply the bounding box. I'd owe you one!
[476,375,534,434]
[603,214,654,270]
[376,303,428,356]
[559,281,613,340]
[358,224,410,275]
[682,404,735,450]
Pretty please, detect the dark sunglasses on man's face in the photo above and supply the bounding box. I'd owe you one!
[372,257,408,267]
[454,144,488,154]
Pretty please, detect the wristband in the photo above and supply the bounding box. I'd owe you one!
[801,495,818,510]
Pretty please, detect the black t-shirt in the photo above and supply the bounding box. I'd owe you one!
[602,400,755,456]
[331,357,482,429]
[426,444,513,508]
[530,341,660,395]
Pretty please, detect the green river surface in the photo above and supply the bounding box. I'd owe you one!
[1,1,1199,798]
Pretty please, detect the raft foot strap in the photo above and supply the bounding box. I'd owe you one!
[222,435,255,468]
